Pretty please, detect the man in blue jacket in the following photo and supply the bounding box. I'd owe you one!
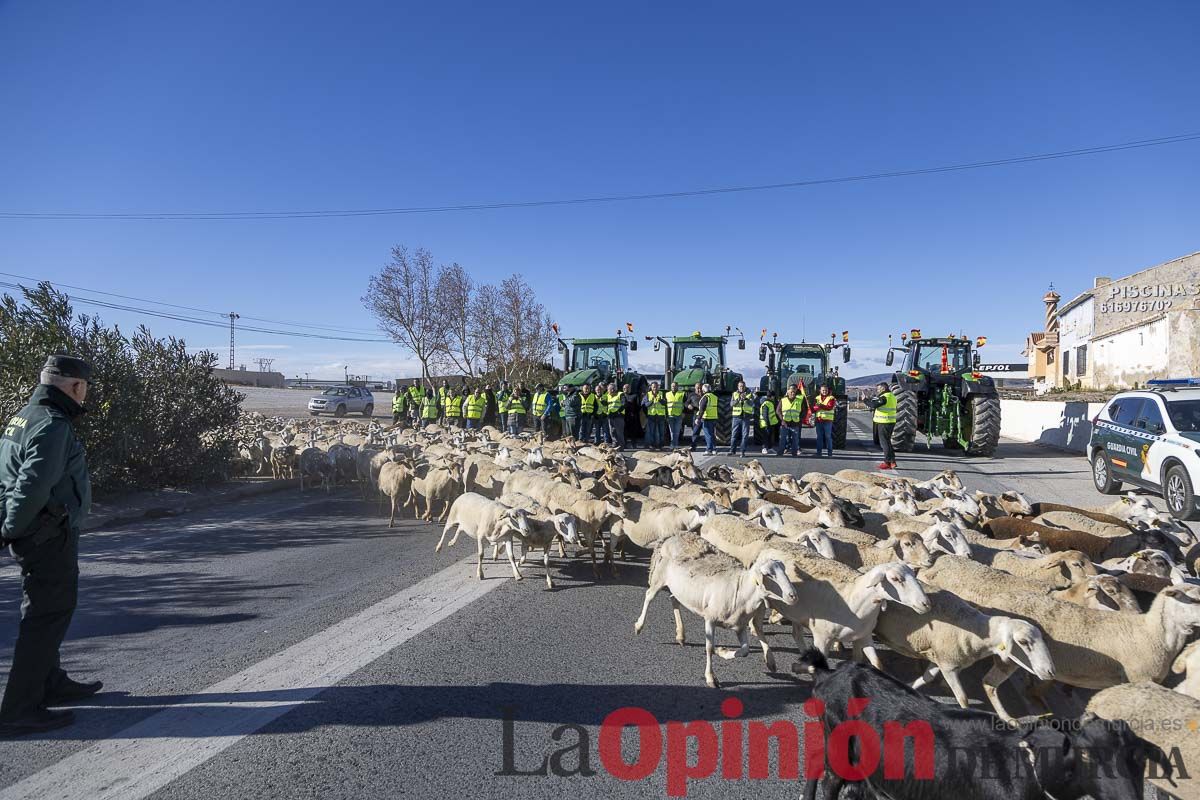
[0,355,102,736]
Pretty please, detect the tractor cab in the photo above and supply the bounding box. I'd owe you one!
[555,333,646,391]
[903,338,977,378]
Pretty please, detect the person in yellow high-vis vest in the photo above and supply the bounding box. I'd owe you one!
[443,386,463,428]
[694,383,718,455]
[777,386,803,457]
[465,387,487,430]
[593,385,611,445]
[605,383,625,449]
[531,384,551,438]
[664,382,686,449]
[865,382,898,470]
[728,380,754,458]
[391,390,408,426]
[813,384,837,457]
[506,383,527,436]
[579,384,598,443]
[419,390,439,424]
[757,393,779,454]
[642,381,666,450]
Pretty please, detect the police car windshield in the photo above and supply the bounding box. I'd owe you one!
[1166,399,1200,433]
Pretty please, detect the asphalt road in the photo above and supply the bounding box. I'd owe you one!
[0,412,1170,800]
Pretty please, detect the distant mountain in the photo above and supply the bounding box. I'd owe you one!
[845,372,892,387]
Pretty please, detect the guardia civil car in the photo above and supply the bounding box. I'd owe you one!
[1088,379,1200,520]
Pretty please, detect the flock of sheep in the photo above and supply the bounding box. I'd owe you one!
[239,412,1200,796]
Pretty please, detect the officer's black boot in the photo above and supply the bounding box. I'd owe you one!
[45,675,103,705]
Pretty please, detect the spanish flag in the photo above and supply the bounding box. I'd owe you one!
[626,322,634,333]
[842,331,849,343]
[910,328,922,340]
[551,323,559,334]
[976,336,988,348]
[760,328,767,340]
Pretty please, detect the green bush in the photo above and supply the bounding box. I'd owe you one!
[1,283,243,497]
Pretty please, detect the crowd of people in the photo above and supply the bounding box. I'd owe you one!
[386,376,894,462]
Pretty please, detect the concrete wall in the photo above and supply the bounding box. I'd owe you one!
[1091,251,1200,338]
[1169,308,1200,379]
[1000,399,1105,453]
[1091,317,1170,388]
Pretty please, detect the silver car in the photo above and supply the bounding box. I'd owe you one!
[308,386,375,417]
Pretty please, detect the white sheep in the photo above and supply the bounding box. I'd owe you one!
[496,492,580,588]
[378,460,414,528]
[633,531,798,688]
[605,496,714,564]
[872,584,1056,721]
[923,556,1200,698]
[1086,683,1197,800]
[409,462,463,522]
[436,492,531,580]
[1170,640,1200,701]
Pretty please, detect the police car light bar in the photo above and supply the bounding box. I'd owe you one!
[1147,378,1200,386]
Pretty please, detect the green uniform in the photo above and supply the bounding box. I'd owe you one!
[0,384,91,720]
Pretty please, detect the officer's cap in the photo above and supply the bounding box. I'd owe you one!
[43,354,93,383]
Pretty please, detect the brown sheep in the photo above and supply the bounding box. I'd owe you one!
[983,517,1141,562]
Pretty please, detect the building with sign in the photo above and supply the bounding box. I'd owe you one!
[1026,251,1200,390]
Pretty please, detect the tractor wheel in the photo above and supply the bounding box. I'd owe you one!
[891,386,918,453]
[966,394,1001,457]
[715,394,732,447]
[832,403,848,449]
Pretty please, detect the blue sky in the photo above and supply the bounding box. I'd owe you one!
[2,1,1198,380]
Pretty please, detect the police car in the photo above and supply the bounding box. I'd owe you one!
[1088,379,1200,520]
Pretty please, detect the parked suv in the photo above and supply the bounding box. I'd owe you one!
[308,386,374,418]
[1088,381,1200,520]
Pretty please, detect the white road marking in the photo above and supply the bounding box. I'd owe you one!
[0,557,505,800]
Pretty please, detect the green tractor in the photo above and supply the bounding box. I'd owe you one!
[555,331,650,394]
[883,330,1001,457]
[757,334,852,448]
[647,329,746,445]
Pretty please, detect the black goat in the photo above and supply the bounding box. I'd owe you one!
[796,648,1168,800]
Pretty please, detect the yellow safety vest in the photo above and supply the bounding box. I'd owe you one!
[606,391,624,416]
[392,393,406,413]
[814,395,836,422]
[665,391,685,417]
[646,391,665,416]
[420,395,439,420]
[597,393,609,415]
[873,392,897,424]
[580,393,597,414]
[466,394,487,419]
[497,393,509,414]
[508,394,526,414]
[759,400,778,428]
[702,392,719,420]
[557,393,568,418]
[445,395,462,417]
[780,396,803,423]
[532,392,548,416]
[730,391,753,417]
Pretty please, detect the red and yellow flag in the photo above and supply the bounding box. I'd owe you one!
[842,330,849,343]
[910,328,922,340]
[625,322,634,333]
[976,336,988,348]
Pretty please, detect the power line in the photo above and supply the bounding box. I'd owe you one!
[0,269,383,335]
[0,280,393,343]
[1,132,1197,221]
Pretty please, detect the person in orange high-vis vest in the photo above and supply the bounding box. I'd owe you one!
[813,385,837,457]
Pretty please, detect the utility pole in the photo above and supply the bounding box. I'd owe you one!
[344,365,349,384]
[227,312,240,370]
[254,357,275,373]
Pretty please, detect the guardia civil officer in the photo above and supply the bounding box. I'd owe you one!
[0,355,102,736]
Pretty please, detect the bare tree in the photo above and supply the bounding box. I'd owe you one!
[474,274,556,383]
[362,246,444,385]
[433,262,480,377]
